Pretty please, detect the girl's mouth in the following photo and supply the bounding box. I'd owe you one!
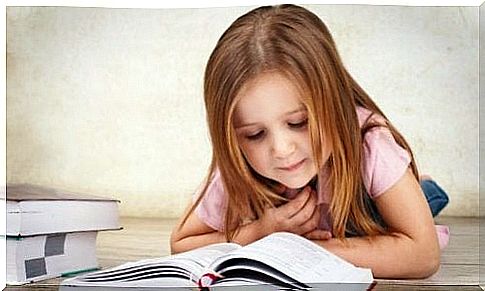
[278,159,306,172]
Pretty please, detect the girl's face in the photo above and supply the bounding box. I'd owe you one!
[233,72,322,189]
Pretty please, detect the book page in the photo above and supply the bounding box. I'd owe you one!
[61,242,241,288]
[172,242,241,273]
[208,232,372,284]
[212,260,307,289]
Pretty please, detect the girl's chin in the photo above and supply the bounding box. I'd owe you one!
[279,177,314,190]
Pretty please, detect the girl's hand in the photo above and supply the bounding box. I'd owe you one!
[258,186,320,236]
[303,229,332,240]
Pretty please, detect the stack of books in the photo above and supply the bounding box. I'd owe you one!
[5,183,121,285]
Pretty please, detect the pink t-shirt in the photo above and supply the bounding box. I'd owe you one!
[193,106,449,249]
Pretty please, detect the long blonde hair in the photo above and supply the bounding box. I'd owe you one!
[182,4,419,241]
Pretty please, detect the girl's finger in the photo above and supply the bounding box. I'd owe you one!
[283,187,311,218]
[304,230,332,240]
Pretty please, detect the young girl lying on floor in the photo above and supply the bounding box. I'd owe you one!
[171,4,449,279]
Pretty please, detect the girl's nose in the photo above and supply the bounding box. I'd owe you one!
[271,134,295,159]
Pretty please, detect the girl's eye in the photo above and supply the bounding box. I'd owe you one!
[288,118,308,129]
[245,131,265,141]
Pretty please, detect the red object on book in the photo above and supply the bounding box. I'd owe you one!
[198,272,221,289]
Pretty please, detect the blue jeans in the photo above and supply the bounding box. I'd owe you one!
[420,179,449,217]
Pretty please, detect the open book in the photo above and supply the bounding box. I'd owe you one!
[61,232,374,290]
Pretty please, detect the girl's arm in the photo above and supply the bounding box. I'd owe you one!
[170,202,266,254]
[314,169,440,279]
[170,186,320,254]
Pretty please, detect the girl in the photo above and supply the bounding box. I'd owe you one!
[170,4,449,279]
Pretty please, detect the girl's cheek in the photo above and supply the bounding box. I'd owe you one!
[251,147,268,165]
[241,145,261,163]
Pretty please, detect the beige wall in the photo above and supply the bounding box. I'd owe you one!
[7,5,478,217]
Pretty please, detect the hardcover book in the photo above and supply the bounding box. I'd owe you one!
[6,183,121,236]
[7,232,99,284]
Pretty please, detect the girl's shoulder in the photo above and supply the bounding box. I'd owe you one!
[356,106,386,129]
[357,107,411,198]
[356,106,398,148]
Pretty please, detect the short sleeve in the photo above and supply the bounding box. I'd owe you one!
[193,169,227,231]
[362,127,412,199]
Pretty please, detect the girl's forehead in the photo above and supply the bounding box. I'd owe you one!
[236,72,301,103]
[233,72,306,125]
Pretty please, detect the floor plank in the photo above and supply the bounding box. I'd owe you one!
[440,234,478,265]
[377,264,479,286]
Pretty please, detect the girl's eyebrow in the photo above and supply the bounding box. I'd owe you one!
[286,108,306,116]
[234,108,306,129]
[234,121,259,130]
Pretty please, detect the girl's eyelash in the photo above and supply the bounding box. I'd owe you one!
[243,118,307,141]
[288,118,308,128]
[246,131,265,140]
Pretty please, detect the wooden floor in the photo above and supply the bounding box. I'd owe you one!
[5,216,484,290]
